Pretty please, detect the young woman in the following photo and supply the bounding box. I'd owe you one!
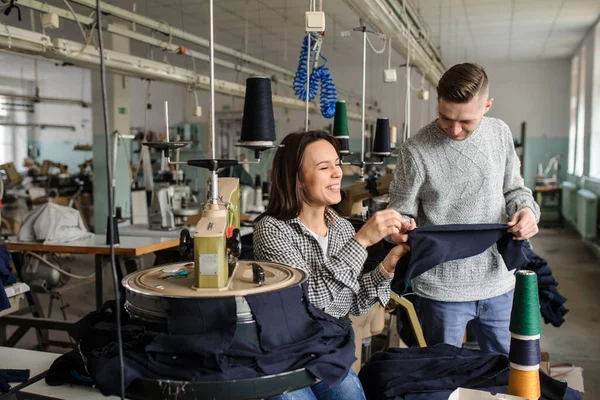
[254,130,413,400]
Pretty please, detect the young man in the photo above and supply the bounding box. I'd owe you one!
[388,63,540,354]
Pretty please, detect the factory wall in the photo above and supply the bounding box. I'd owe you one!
[0,52,93,172]
[0,45,574,207]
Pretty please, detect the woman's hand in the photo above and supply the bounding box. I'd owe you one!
[353,209,412,248]
[381,243,410,273]
[389,218,416,243]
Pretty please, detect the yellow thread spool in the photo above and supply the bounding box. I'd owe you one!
[508,367,541,400]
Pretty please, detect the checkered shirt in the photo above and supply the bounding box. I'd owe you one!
[253,209,391,318]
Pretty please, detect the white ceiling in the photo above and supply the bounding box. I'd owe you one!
[417,0,600,63]
[125,0,600,68]
[129,0,364,69]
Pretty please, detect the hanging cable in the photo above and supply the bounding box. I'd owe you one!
[366,33,387,54]
[95,0,125,398]
[293,33,338,118]
[387,36,392,70]
[25,252,95,279]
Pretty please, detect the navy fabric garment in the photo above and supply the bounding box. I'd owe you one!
[0,369,30,393]
[358,344,581,400]
[519,246,569,327]
[0,243,17,311]
[45,350,94,387]
[77,284,355,397]
[391,224,529,295]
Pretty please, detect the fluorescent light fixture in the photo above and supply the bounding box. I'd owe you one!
[0,25,51,54]
[51,38,366,121]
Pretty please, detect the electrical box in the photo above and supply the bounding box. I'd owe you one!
[41,13,60,30]
[305,11,325,32]
[418,89,429,101]
[383,69,397,83]
[193,106,202,117]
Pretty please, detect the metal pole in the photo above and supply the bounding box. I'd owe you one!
[360,28,366,178]
[305,34,311,132]
[209,0,219,204]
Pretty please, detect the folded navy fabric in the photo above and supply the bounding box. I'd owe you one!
[1,244,17,312]
[391,224,529,295]
[358,344,581,400]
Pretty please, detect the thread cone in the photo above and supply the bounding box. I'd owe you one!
[509,270,542,336]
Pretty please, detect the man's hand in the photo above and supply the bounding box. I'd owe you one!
[389,218,417,243]
[507,207,539,240]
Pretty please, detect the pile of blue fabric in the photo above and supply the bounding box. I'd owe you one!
[48,283,356,397]
[358,344,581,400]
[519,245,569,327]
[0,243,17,312]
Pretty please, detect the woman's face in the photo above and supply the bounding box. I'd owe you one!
[299,139,343,207]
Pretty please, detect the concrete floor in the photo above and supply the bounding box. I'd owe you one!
[533,228,600,400]
[2,227,598,398]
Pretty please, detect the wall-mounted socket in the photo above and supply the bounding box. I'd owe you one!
[383,69,397,83]
[41,13,60,30]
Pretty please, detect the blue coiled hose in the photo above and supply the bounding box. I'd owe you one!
[293,33,338,119]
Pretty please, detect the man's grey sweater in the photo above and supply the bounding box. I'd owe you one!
[388,117,540,302]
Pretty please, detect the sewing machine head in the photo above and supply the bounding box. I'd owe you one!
[337,173,393,218]
[148,184,201,231]
[178,176,241,289]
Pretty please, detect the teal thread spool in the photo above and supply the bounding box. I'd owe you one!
[333,100,350,154]
[509,270,542,337]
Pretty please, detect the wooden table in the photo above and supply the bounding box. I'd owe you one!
[1,235,179,349]
[533,186,562,226]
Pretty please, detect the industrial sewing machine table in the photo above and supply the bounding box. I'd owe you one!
[0,235,179,349]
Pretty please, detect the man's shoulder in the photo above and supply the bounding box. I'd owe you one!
[482,116,511,133]
[402,122,441,152]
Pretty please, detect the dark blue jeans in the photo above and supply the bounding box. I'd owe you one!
[268,370,365,400]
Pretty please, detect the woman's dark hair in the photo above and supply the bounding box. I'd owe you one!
[256,130,341,222]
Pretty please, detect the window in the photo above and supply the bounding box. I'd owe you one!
[575,45,587,177]
[568,56,579,175]
[0,95,13,165]
[590,23,600,179]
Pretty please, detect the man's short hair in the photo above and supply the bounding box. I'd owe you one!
[437,63,488,103]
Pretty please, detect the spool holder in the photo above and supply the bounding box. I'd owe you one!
[234,142,283,164]
[339,24,390,179]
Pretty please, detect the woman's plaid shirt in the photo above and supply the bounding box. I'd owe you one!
[253,209,391,318]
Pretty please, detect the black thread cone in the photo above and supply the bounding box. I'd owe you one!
[240,77,276,143]
[373,118,391,155]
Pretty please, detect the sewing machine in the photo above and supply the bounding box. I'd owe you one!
[182,176,241,288]
[337,174,393,218]
[40,160,68,176]
[78,159,93,175]
[148,184,200,230]
[0,162,22,185]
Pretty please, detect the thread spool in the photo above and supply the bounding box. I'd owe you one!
[507,270,542,400]
[508,368,540,400]
[390,125,398,148]
[372,118,391,156]
[240,77,276,146]
[510,270,542,337]
[333,100,350,154]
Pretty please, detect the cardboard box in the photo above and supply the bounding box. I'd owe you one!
[541,351,550,374]
[550,364,584,393]
[448,388,526,400]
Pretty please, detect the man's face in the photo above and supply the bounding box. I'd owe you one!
[436,94,494,141]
